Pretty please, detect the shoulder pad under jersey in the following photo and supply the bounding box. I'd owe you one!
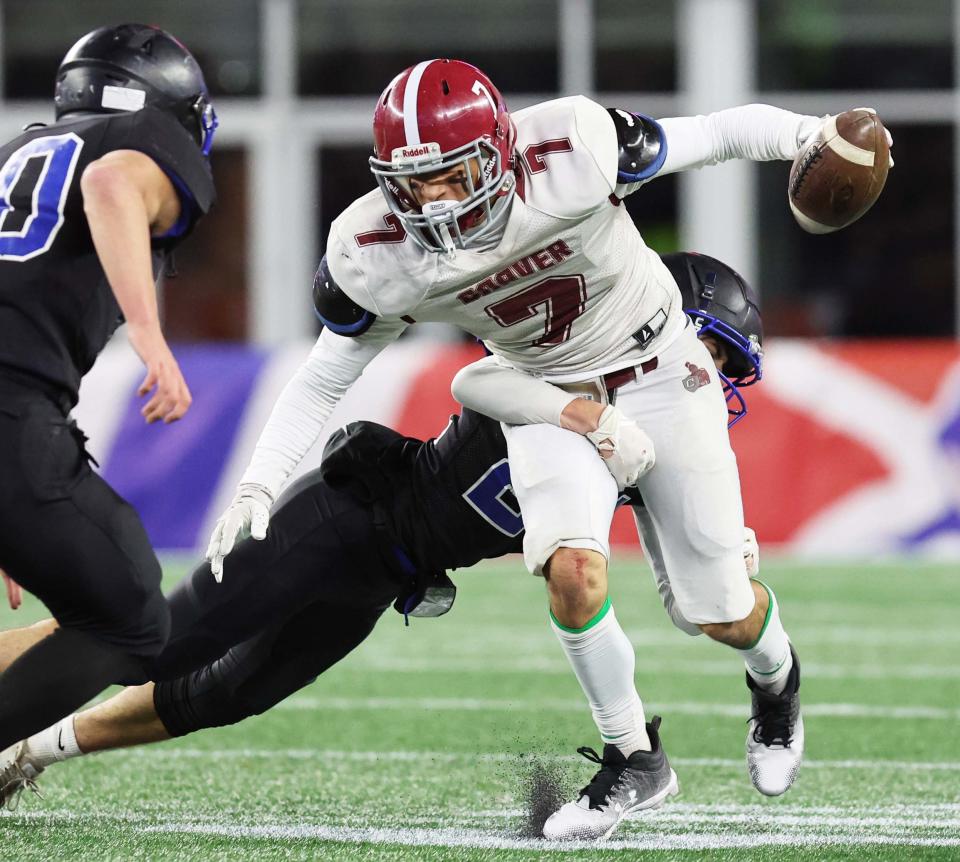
[511,96,618,216]
[606,109,667,183]
[312,255,376,336]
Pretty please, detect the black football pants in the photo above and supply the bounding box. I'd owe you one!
[152,471,404,736]
[0,383,169,749]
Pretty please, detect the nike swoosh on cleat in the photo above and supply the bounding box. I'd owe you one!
[57,729,65,752]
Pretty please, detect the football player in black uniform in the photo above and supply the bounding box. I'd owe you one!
[0,253,768,807]
[0,24,216,754]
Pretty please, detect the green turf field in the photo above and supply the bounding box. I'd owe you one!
[1,556,958,860]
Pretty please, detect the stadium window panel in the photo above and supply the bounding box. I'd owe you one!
[161,148,250,342]
[2,0,261,99]
[757,124,953,338]
[622,174,679,258]
[317,145,379,255]
[297,0,559,95]
[594,0,677,92]
[757,0,952,91]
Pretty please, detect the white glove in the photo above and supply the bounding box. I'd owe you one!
[206,484,274,582]
[586,405,656,490]
[743,526,760,578]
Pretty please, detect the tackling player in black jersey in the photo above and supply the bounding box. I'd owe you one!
[0,25,216,754]
[0,252,766,805]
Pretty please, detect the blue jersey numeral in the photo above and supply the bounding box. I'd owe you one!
[0,133,84,262]
[462,458,524,537]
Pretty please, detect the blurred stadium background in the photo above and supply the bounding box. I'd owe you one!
[0,0,958,558]
[0,0,960,557]
[2,4,959,859]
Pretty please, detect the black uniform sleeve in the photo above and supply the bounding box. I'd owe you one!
[100,107,216,240]
[606,108,667,184]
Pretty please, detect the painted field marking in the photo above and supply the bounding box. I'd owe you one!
[11,802,960,851]
[271,696,960,721]
[137,820,960,851]
[113,747,960,773]
[347,655,960,679]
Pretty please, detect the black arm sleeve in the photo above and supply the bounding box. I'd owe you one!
[312,255,377,336]
[606,108,668,184]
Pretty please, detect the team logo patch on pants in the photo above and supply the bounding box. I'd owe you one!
[682,362,710,392]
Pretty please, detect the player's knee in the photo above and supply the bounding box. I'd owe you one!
[544,547,607,622]
[154,664,306,738]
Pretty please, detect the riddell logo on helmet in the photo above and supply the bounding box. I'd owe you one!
[392,142,441,162]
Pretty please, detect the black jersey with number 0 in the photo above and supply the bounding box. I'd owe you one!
[0,107,215,407]
[320,408,524,575]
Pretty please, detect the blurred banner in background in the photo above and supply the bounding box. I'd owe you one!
[75,339,960,558]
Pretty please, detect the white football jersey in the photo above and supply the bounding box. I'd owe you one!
[237,99,817,496]
[326,96,685,381]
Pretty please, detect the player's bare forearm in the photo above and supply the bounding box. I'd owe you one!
[80,150,178,334]
[82,151,193,423]
[74,683,171,753]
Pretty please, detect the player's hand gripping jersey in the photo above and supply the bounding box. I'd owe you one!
[0,108,215,407]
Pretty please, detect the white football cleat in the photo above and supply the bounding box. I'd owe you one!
[543,716,679,841]
[746,644,804,796]
[0,741,44,811]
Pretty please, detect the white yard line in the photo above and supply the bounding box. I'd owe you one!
[348,655,960,679]
[114,747,960,772]
[12,803,960,850]
[137,821,960,850]
[271,696,960,721]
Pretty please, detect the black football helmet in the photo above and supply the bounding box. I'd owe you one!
[54,24,218,155]
[661,252,764,427]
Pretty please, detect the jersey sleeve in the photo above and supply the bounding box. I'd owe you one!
[324,222,382,315]
[569,96,620,197]
[101,107,216,240]
[451,355,577,427]
[616,104,822,197]
[239,317,407,498]
[512,96,620,217]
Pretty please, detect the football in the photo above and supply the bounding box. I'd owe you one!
[788,109,891,234]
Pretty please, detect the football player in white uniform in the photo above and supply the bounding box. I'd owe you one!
[206,59,842,839]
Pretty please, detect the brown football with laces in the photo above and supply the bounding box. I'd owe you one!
[788,109,891,234]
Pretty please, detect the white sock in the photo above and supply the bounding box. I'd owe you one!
[740,580,793,695]
[550,598,650,757]
[22,715,83,769]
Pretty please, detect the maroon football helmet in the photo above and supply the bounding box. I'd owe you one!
[369,59,516,253]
